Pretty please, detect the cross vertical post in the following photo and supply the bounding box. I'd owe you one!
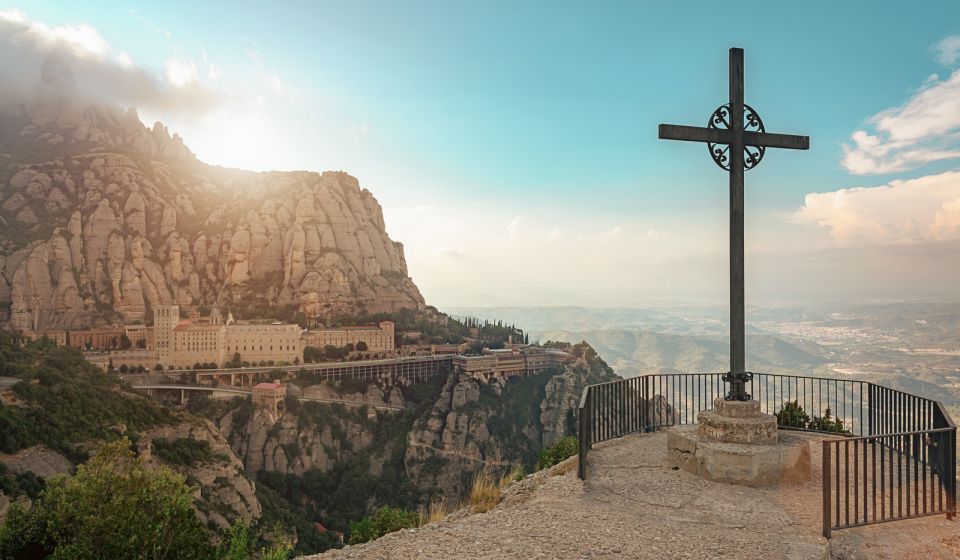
[658,47,809,401]
[728,48,746,400]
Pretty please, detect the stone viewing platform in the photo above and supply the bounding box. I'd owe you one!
[301,432,958,560]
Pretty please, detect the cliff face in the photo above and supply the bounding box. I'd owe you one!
[0,419,261,532]
[0,84,423,330]
[208,344,621,504]
[138,420,262,531]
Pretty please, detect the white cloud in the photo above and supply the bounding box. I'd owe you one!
[934,35,960,67]
[115,51,134,68]
[842,69,960,175]
[164,56,198,87]
[791,169,960,246]
[0,9,217,115]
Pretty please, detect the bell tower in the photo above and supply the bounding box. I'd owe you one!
[154,305,179,368]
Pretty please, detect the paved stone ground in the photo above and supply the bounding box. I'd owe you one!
[302,432,958,560]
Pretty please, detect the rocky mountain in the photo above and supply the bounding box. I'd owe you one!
[188,343,620,541]
[0,61,423,330]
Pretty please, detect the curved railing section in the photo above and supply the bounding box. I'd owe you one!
[576,372,957,536]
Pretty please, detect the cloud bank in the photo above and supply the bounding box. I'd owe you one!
[791,169,960,246]
[841,69,960,175]
[0,8,217,115]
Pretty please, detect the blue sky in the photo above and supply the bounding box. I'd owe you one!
[4,2,960,305]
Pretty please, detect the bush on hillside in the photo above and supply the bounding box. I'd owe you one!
[0,331,174,458]
[152,437,227,467]
[347,506,418,544]
[0,437,213,559]
[536,435,578,470]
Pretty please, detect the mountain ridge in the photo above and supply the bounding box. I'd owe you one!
[0,65,424,330]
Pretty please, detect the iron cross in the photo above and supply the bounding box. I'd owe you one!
[658,47,809,401]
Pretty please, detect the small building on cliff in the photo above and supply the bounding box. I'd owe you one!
[252,380,286,416]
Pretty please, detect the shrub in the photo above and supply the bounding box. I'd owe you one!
[153,437,224,467]
[221,523,252,560]
[0,438,213,559]
[469,471,501,513]
[347,506,418,544]
[536,435,578,470]
[808,408,849,434]
[776,402,850,434]
[776,400,810,429]
[418,498,456,526]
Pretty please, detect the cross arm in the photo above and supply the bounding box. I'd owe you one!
[658,124,733,144]
[743,131,809,150]
[660,124,809,150]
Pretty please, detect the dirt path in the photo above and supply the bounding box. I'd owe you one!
[302,432,958,560]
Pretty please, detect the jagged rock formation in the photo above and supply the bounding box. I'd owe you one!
[138,420,262,531]
[206,345,625,507]
[218,384,405,476]
[0,420,260,532]
[0,61,423,330]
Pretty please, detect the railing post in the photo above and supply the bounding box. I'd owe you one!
[949,427,957,520]
[577,387,590,480]
[823,440,832,538]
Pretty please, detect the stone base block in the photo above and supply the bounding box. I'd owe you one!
[697,409,778,444]
[712,398,761,418]
[667,425,811,487]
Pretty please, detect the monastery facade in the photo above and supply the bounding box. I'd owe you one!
[153,305,300,369]
[301,321,395,352]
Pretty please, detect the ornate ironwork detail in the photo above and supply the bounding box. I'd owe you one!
[706,104,767,171]
[723,371,753,401]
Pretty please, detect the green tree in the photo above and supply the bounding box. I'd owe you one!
[536,435,578,470]
[808,408,849,434]
[355,341,368,352]
[221,523,252,560]
[348,506,418,545]
[0,437,214,560]
[229,353,242,368]
[775,400,810,429]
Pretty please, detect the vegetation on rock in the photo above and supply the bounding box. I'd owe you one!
[0,438,212,560]
[347,506,419,545]
[0,332,174,459]
[152,437,228,467]
[536,435,578,470]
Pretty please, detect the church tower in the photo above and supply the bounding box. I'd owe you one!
[154,305,179,367]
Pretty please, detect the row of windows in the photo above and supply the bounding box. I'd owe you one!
[228,346,295,352]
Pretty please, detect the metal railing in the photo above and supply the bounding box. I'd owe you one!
[576,372,957,537]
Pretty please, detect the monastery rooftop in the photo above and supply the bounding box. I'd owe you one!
[253,382,284,390]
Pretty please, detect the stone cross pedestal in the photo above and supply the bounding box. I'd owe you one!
[698,399,777,444]
[666,398,811,487]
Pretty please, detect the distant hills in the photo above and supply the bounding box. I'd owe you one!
[534,328,833,377]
